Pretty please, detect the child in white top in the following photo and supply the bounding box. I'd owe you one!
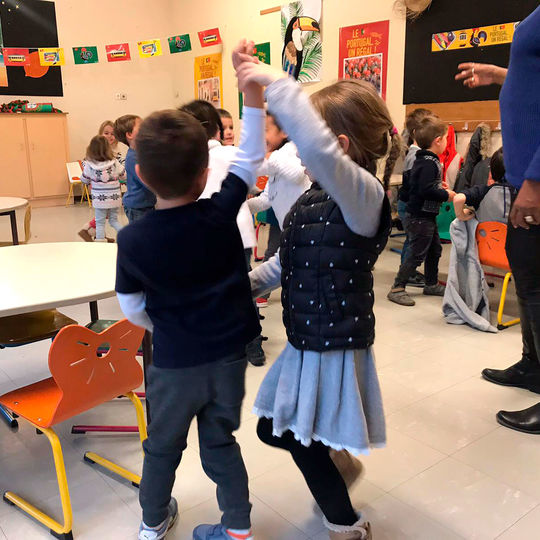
[248,112,311,228]
[217,108,235,146]
[81,135,125,241]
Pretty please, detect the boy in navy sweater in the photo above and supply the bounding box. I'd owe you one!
[116,42,265,540]
[114,114,157,223]
[388,115,455,306]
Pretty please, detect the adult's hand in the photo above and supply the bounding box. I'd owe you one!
[510,180,540,229]
[455,63,507,88]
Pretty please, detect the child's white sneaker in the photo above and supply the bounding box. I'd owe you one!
[139,498,178,540]
[192,524,253,540]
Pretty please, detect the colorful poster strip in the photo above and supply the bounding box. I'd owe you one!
[106,43,131,62]
[339,20,389,100]
[194,52,223,108]
[73,46,99,64]
[198,28,222,48]
[38,47,65,66]
[138,39,162,58]
[168,34,192,54]
[432,21,519,52]
[254,42,271,65]
[2,48,30,66]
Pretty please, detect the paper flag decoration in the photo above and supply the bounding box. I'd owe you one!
[138,39,162,58]
[73,46,99,64]
[2,48,31,66]
[254,42,271,65]
[0,50,7,87]
[198,28,222,48]
[38,48,65,66]
[106,43,131,62]
[168,34,192,54]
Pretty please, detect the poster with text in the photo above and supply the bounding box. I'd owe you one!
[0,22,6,87]
[198,28,222,48]
[138,39,162,59]
[73,46,99,64]
[169,34,192,54]
[106,43,131,62]
[339,20,389,100]
[194,52,223,108]
[38,47,65,66]
[281,0,322,83]
[239,43,271,118]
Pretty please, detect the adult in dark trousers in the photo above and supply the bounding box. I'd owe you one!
[455,5,540,433]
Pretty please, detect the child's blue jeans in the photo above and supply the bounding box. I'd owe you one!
[94,207,122,240]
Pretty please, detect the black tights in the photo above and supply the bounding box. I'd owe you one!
[257,417,358,526]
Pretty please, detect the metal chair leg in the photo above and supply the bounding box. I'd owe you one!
[497,272,521,330]
[0,405,18,428]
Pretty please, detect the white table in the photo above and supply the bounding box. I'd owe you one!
[0,242,117,317]
[0,197,28,245]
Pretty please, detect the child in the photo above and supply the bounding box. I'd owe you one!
[398,108,432,286]
[81,136,125,241]
[116,40,265,540]
[181,99,266,366]
[248,112,311,307]
[454,147,514,223]
[78,120,128,242]
[115,114,156,223]
[235,53,401,539]
[388,115,456,307]
[217,108,235,146]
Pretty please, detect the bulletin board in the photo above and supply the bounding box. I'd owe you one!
[0,0,63,96]
[403,0,538,105]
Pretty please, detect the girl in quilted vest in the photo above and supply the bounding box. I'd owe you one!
[81,135,125,242]
[236,57,402,539]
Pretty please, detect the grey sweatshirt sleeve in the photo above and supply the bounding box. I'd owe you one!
[249,253,282,298]
[265,78,384,238]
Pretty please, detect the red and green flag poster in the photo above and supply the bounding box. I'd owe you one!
[168,34,191,54]
[106,43,131,63]
[198,28,222,48]
[73,46,99,64]
[338,20,389,100]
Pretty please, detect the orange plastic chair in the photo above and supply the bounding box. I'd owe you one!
[0,319,147,539]
[476,221,520,330]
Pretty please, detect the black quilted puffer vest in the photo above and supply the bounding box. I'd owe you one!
[280,183,391,351]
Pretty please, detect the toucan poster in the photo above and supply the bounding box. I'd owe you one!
[339,20,389,100]
[281,0,322,83]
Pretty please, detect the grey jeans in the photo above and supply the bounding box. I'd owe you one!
[124,206,153,223]
[140,358,251,529]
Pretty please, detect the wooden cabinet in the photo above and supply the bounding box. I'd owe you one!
[0,114,69,205]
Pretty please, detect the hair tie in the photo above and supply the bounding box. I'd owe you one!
[391,126,398,136]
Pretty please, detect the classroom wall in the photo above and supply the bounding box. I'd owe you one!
[170,0,407,140]
[1,0,177,159]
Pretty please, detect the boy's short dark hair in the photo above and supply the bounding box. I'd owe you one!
[490,147,505,182]
[405,108,432,146]
[415,115,448,150]
[180,100,223,141]
[267,111,285,133]
[217,108,232,119]
[136,110,209,200]
[114,114,141,146]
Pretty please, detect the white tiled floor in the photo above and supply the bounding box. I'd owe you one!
[0,205,538,540]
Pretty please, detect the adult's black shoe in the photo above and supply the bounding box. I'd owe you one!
[497,402,540,434]
[482,357,540,394]
[246,335,266,367]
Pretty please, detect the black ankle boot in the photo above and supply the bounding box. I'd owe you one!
[497,402,540,434]
[482,357,540,393]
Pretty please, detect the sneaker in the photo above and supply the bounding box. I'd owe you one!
[256,297,268,308]
[407,272,425,288]
[387,288,415,306]
[246,335,266,366]
[423,284,445,296]
[106,237,116,243]
[193,524,253,540]
[139,498,178,540]
[78,228,94,242]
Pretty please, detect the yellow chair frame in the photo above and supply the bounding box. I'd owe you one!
[3,392,146,540]
[65,161,91,207]
[497,272,520,330]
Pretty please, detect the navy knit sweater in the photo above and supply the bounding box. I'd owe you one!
[499,6,540,189]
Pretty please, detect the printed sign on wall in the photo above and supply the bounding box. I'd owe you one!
[194,52,223,108]
[106,43,131,62]
[72,46,99,65]
[339,20,389,100]
[138,39,162,58]
[38,47,65,66]
[169,34,192,54]
[2,48,31,66]
[198,28,222,48]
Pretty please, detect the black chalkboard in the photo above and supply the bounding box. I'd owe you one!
[0,0,63,97]
[403,0,538,104]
